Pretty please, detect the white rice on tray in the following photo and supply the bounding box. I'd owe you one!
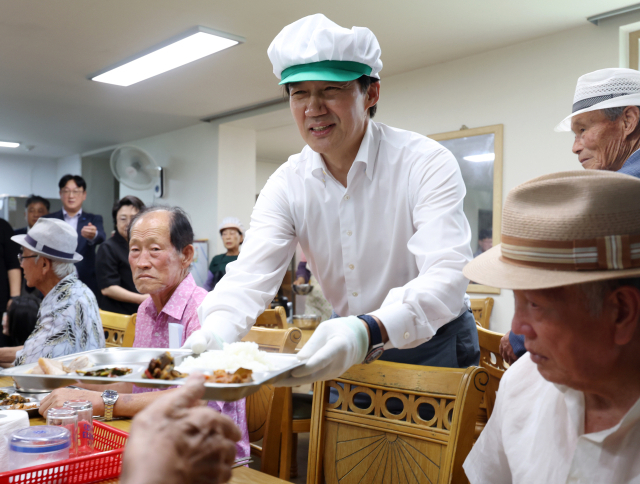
[176,342,275,373]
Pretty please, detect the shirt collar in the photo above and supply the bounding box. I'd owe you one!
[62,208,83,218]
[619,148,640,179]
[310,121,380,185]
[158,273,198,321]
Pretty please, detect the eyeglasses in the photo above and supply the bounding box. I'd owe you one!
[18,254,38,263]
[60,189,83,196]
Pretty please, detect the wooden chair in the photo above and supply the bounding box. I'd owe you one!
[122,314,137,348]
[255,307,287,329]
[307,361,487,484]
[474,326,508,441]
[242,326,301,477]
[99,310,136,347]
[469,297,494,329]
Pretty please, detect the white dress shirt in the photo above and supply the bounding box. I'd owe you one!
[198,121,472,349]
[62,208,82,231]
[464,353,640,484]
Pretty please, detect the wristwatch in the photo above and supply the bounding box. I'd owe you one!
[358,314,385,364]
[101,390,119,421]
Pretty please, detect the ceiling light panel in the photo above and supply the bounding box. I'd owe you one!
[463,153,495,162]
[90,26,244,87]
[0,141,20,148]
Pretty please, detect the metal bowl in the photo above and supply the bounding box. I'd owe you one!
[292,314,321,330]
[293,284,314,296]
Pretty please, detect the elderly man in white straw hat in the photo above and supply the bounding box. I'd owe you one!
[463,170,640,483]
[185,14,478,384]
[0,218,105,367]
[502,68,640,365]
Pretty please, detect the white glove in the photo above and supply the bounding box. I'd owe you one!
[276,316,369,386]
[182,329,224,354]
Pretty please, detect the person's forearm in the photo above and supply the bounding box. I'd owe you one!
[101,285,147,304]
[77,381,132,393]
[0,346,21,367]
[8,269,21,298]
[114,389,176,418]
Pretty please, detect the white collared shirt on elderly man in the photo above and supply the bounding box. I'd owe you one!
[198,119,478,367]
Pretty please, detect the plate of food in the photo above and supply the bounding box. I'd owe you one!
[0,387,45,417]
[2,343,304,401]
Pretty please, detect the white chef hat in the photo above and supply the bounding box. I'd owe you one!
[267,14,383,85]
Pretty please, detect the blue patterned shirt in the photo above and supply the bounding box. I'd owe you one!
[14,274,105,366]
[619,148,640,179]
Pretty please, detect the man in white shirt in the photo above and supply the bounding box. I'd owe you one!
[185,14,478,384]
[462,170,640,483]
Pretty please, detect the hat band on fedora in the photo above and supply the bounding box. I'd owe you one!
[500,234,640,271]
[25,234,75,260]
[572,93,632,113]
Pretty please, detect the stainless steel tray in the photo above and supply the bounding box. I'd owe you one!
[0,386,45,417]
[1,347,304,401]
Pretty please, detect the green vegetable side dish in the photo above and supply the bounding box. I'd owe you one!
[77,367,132,377]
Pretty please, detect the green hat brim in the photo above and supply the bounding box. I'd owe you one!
[279,60,373,85]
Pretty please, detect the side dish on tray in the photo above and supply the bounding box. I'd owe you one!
[144,352,188,380]
[26,356,92,375]
[206,368,253,384]
[77,367,132,377]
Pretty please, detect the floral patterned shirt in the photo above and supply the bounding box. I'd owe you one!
[15,274,105,366]
[132,273,249,458]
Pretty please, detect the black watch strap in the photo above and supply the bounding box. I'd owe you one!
[358,314,382,347]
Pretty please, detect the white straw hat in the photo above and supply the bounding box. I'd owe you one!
[268,14,382,85]
[11,218,82,263]
[555,68,640,132]
[219,217,244,236]
[464,170,640,290]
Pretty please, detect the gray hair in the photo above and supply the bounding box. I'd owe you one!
[602,106,640,121]
[577,277,640,316]
[35,255,76,279]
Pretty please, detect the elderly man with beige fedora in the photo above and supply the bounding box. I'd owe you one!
[463,170,640,483]
[502,68,640,364]
[0,218,105,367]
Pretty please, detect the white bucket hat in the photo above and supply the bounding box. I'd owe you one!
[219,217,244,236]
[268,14,382,85]
[555,68,640,132]
[11,218,82,263]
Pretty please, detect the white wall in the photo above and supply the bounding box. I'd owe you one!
[256,159,283,195]
[118,123,220,247]
[56,154,82,181]
[0,153,59,198]
[374,13,638,332]
[217,125,256,254]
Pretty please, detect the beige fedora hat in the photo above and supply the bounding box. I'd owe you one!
[464,170,640,290]
[11,218,83,263]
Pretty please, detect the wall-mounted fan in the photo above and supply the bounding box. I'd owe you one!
[110,146,164,198]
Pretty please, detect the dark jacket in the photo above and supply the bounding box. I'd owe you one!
[13,227,28,235]
[44,210,105,296]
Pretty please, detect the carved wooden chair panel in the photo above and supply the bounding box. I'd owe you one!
[476,326,508,418]
[254,306,287,329]
[308,362,487,484]
[469,297,494,329]
[100,309,134,348]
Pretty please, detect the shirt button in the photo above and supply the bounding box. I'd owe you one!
[404,332,410,339]
[348,264,354,270]
[352,292,358,297]
[347,231,352,236]
[344,194,350,200]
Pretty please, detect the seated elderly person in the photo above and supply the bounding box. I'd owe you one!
[39,206,249,458]
[463,170,640,483]
[0,218,104,367]
[502,67,640,364]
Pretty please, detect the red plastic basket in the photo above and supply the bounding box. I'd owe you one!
[0,421,129,484]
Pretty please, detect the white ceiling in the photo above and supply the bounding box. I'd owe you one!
[0,0,634,159]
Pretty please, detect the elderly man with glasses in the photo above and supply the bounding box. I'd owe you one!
[463,170,640,483]
[0,218,105,367]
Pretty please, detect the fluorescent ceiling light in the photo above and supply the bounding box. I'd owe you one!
[0,141,20,148]
[463,153,495,162]
[90,26,244,87]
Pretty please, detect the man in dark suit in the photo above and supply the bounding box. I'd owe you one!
[14,195,50,235]
[44,175,105,296]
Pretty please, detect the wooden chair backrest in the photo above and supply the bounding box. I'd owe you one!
[242,327,301,445]
[122,314,137,348]
[308,361,487,484]
[476,326,508,417]
[470,297,494,329]
[254,307,287,329]
[99,310,135,347]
